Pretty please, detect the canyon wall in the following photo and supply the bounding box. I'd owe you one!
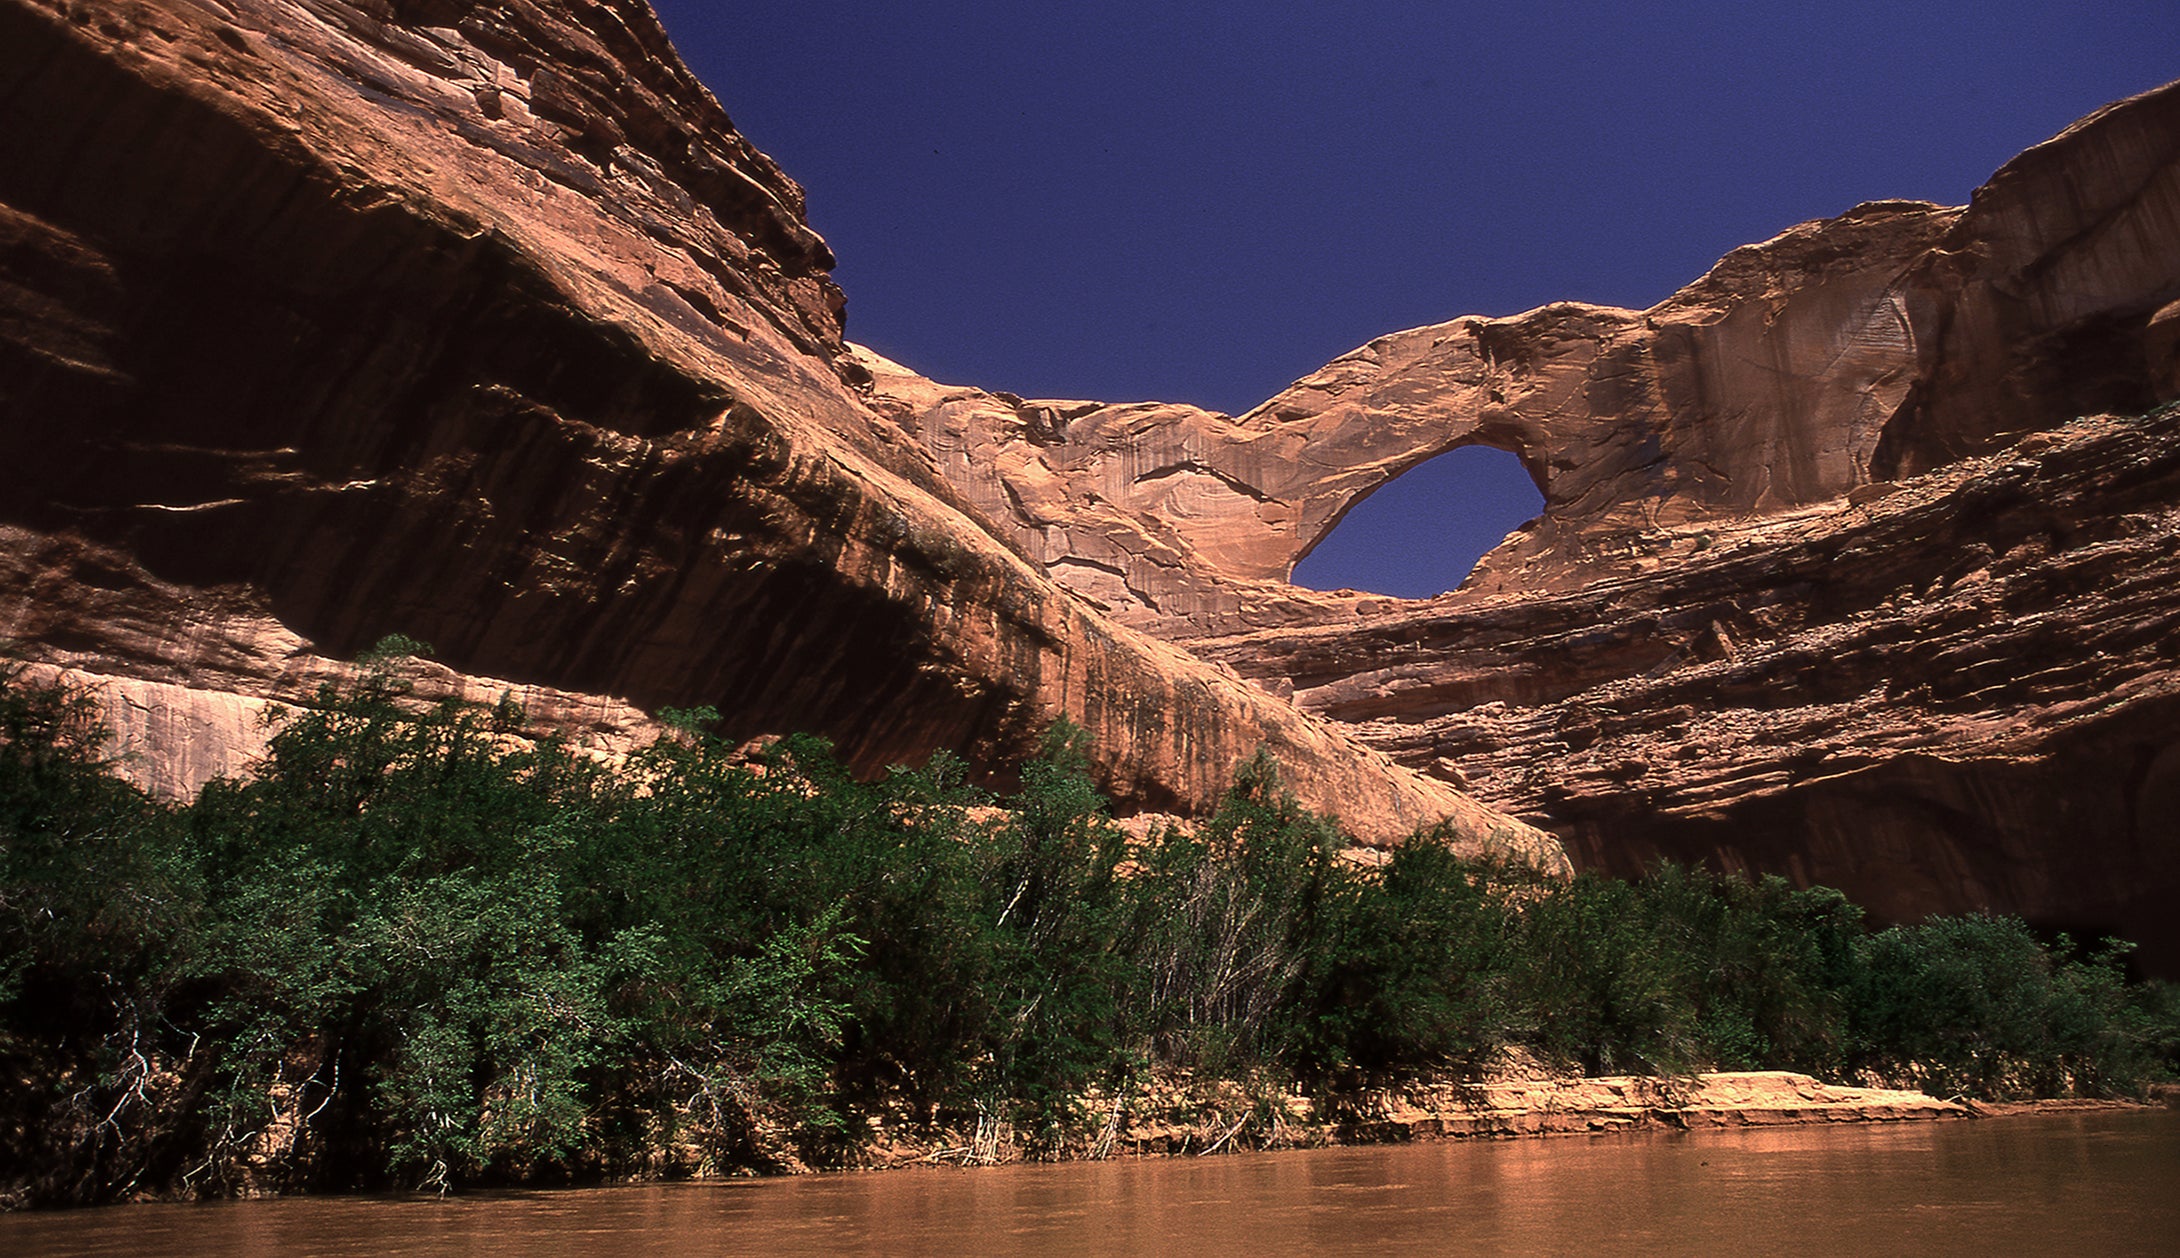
[0,0,1556,860]
[2,0,2174,962]
[861,79,2180,964]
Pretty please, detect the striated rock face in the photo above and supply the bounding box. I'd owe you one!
[869,83,2180,636]
[862,80,2180,966]
[2,0,2173,959]
[0,0,1559,860]
[1193,410,2180,962]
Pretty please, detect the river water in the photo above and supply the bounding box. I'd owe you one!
[6,1110,2175,1256]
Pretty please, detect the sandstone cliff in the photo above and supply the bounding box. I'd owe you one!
[0,0,1556,860]
[3,0,2175,963]
[868,75,2180,632]
[861,80,2180,965]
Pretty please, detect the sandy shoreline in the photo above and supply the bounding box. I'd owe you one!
[849,1070,2082,1171]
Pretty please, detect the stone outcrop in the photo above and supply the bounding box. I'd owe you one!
[861,80,2180,966]
[0,0,1560,860]
[2,0,2174,957]
[1194,409,2180,959]
[1343,1071,1968,1142]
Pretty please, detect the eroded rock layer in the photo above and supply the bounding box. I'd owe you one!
[1195,409,2180,963]
[0,0,1556,859]
[2,0,2174,959]
[860,79,2180,964]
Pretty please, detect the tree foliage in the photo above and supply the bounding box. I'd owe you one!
[0,665,2172,1205]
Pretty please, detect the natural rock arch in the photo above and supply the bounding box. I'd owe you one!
[1289,442,1544,598]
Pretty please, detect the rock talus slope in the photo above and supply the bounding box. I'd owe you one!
[0,0,1556,859]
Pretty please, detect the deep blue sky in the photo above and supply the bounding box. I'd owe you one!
[650,0,2177,594]
[1288,446,1544,597]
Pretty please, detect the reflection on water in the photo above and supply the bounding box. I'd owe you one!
[6,1111,2175,1256]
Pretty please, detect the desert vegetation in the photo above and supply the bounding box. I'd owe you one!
[1,655,2173,1206]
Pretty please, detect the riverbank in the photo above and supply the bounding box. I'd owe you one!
[7,1109,2176,1257]
[7,664,2173,1206]
[1345,1071,1970,1142]
[851,1070,1978,1171]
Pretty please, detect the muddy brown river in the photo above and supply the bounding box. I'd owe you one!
[5,1110,2174,1255]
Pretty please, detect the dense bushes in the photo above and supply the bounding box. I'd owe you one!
[1849,915,2169,1099]
[0,661,2173,1204]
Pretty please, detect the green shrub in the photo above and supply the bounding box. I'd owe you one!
[1122,752,1340,1078]
[1847,915,2161,1099]
[1,663,2175,1204]
[1293,825,1515,1086]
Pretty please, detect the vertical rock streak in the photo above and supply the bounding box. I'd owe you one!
[0,0,1556,860]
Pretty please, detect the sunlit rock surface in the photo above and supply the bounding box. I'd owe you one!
[3,0,2175,955]
[0,0,1553,858]
[862,79,2180,964]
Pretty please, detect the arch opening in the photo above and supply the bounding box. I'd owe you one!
[1289,444,1544,599]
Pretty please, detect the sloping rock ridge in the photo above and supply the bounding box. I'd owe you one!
[858,79,2180,965]
[0,0,1558,860]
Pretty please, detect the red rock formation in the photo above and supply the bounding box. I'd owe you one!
[0,0,1558,861]
[862,79,2180,965]
[861,202,1968,633]
[3,0,2173,960]
[870,82,2180,628]
[1194,411,2180,956]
